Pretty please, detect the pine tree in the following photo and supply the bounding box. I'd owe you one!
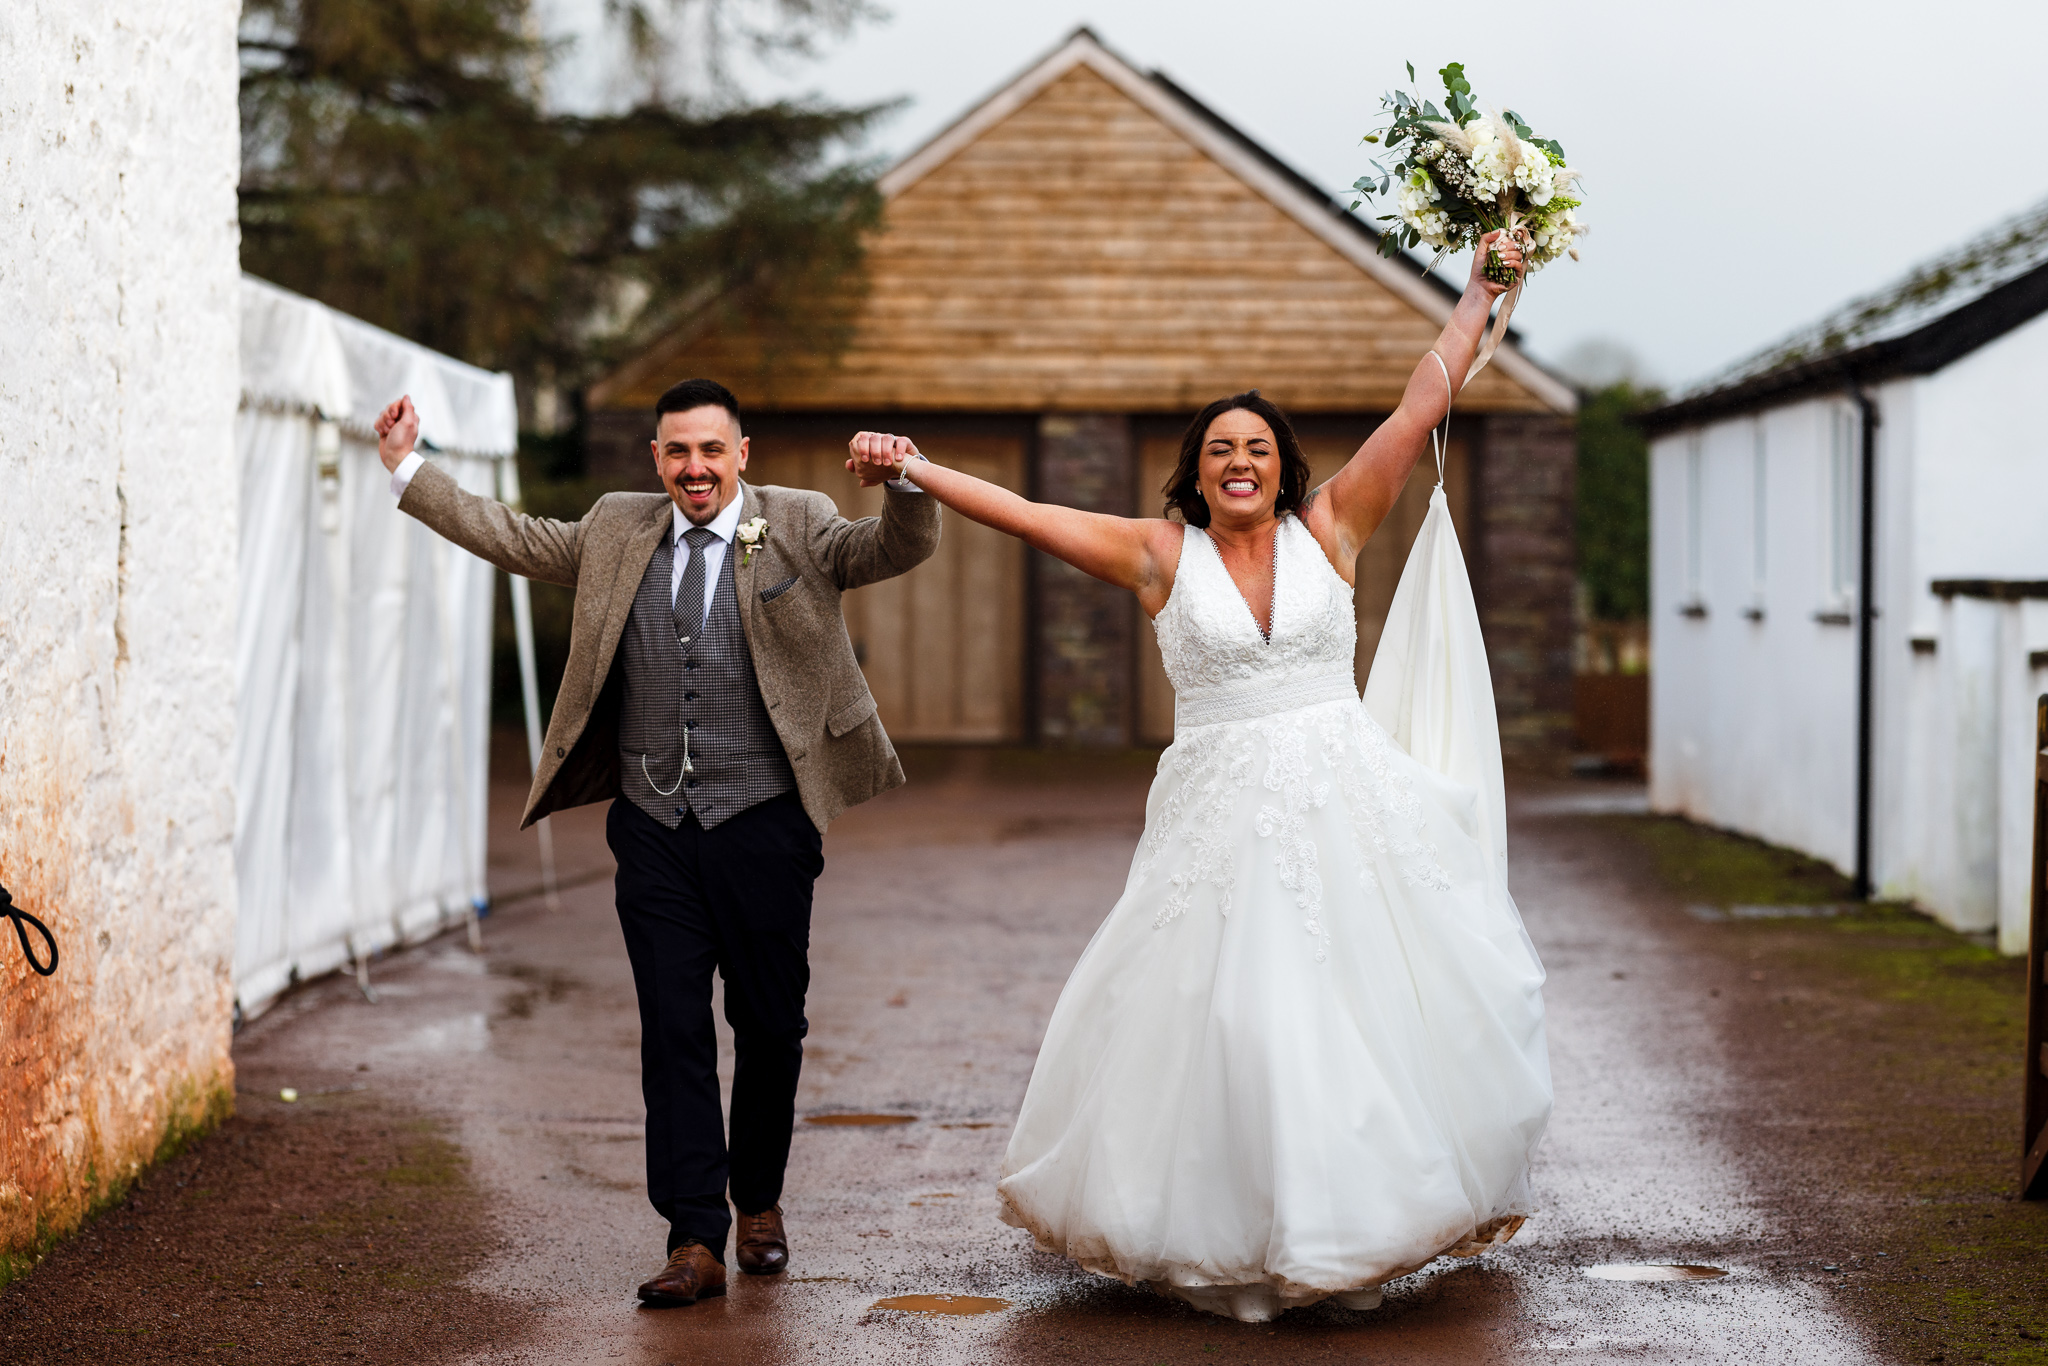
[238,0,885,412]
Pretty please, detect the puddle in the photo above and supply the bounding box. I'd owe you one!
[1685,903,1854,923]
[872,1294,1010,1316]
[1583,1264,1728,1282]
[379,1013,490,1055]
[805,1113,917,1127]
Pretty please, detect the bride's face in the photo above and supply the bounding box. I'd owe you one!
[1197,409,1281,525]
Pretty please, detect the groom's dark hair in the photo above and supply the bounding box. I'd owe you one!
[655,377,742,431]
[1162,390,1313,528]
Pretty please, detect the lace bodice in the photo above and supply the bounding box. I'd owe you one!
[1152,515,1358,729]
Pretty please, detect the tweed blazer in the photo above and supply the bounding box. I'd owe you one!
[398,462,942,832]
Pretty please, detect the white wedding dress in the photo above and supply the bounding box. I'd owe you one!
[996,491,1552,1322]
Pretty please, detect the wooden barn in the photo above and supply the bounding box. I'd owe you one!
[584,29,1578,756]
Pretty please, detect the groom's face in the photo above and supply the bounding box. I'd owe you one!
[653,405,749,525]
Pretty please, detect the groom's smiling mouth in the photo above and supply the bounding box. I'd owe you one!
[679,475,719,504]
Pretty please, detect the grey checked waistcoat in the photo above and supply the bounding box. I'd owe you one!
[615,531,796,829]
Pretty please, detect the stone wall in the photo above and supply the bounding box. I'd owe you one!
[0,0,242,1271]
[1032,415,1136,746]
[1477,413,1579,764]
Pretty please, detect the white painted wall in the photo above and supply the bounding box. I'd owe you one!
[1650,398,1863,870]
[1651,310,2048,951]
[0,0,242,1256]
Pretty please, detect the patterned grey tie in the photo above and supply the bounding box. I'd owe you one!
[674,526,717,647]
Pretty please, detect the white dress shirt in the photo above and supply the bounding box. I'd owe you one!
[668,493,743,620]
[389,451,742,619]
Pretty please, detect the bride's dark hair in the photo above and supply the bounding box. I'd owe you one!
[1161,390,1313,528]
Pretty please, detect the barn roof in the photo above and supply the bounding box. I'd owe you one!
[1643,195,2048,434]
[590,28,1574,417]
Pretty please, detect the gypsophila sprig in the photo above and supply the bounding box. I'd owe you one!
[1353,62,1586,285]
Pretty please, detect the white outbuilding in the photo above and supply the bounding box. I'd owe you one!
[1642,200,2048,953]
[235,276,540,1017]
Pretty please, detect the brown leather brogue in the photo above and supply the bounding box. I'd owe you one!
[637,1241,727,1307]
[735,1206,788,1275]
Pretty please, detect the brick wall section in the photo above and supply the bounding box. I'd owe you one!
[1478,413,1578,765]
[1033,415,1136,746]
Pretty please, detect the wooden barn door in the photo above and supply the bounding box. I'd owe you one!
[1134,424,1471,746]
[741,427,1028,743]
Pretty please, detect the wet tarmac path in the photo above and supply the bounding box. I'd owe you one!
[233,754,1881,1363]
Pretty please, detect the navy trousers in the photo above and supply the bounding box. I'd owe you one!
[606,791,822,1257]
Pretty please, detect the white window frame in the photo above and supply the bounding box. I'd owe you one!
[1824,403,1860,613]
[1747,419,1767,619]
[1683,433,1705,612]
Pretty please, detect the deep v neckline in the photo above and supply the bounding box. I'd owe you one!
[1204,518,1283,643]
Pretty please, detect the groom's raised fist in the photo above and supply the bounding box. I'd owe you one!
[374,395,420,473]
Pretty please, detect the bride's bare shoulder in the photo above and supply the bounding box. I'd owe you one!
[1294,489,1356,585]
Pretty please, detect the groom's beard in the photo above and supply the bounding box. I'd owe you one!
[670,477,738,525]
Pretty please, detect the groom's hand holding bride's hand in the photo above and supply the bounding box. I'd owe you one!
[374,395,420,473]
[847,430,918,487]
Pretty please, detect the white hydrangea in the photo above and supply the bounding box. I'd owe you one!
[1462,125,1509,200]
[1398,167,1440,210]
[1511,138,1555,205]
[1397,168,1450,246]
[1526,208,1585,266]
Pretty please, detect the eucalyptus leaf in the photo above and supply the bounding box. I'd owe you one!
[1405,59,1415,81]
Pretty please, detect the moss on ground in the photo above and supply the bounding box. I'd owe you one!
[0,1073,233,1296]
[0,1086,526,1364]
[1601,814,2048,1365]
[1613,812,1860,906]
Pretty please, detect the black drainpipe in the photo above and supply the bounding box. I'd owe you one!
[1848,377,1880,901]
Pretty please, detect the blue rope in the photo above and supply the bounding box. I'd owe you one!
[0,883,58,977]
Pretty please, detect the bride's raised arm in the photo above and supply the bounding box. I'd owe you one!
[845,433,1186,618]
[1302,230,1525,567]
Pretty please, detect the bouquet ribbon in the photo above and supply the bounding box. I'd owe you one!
[1463,222,1529,388]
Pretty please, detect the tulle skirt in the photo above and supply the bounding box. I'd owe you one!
[996,696,1551,1321]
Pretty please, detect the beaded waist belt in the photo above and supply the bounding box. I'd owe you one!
[1174,671,1359,731]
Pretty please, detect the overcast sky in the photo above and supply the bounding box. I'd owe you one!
[541,0,2048,391]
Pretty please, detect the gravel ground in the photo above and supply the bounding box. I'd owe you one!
[3,743,2038,1364]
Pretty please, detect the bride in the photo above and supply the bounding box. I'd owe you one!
[847,231,1551,1322]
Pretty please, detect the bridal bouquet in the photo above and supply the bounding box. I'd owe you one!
[1354,62,1586,286]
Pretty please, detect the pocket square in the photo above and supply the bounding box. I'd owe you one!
[760,575,800,603]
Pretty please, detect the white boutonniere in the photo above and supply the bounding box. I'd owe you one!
[736,516,769,566]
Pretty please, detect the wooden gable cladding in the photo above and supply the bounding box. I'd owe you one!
[593,50,1565,417]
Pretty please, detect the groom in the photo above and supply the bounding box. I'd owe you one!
[375,379,938,1307]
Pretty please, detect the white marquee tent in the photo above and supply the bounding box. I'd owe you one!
[235,275,548,1018]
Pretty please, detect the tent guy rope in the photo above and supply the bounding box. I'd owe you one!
[0,881,59,977]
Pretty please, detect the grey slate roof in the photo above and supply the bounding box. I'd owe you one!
[1642,195,2048,433]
